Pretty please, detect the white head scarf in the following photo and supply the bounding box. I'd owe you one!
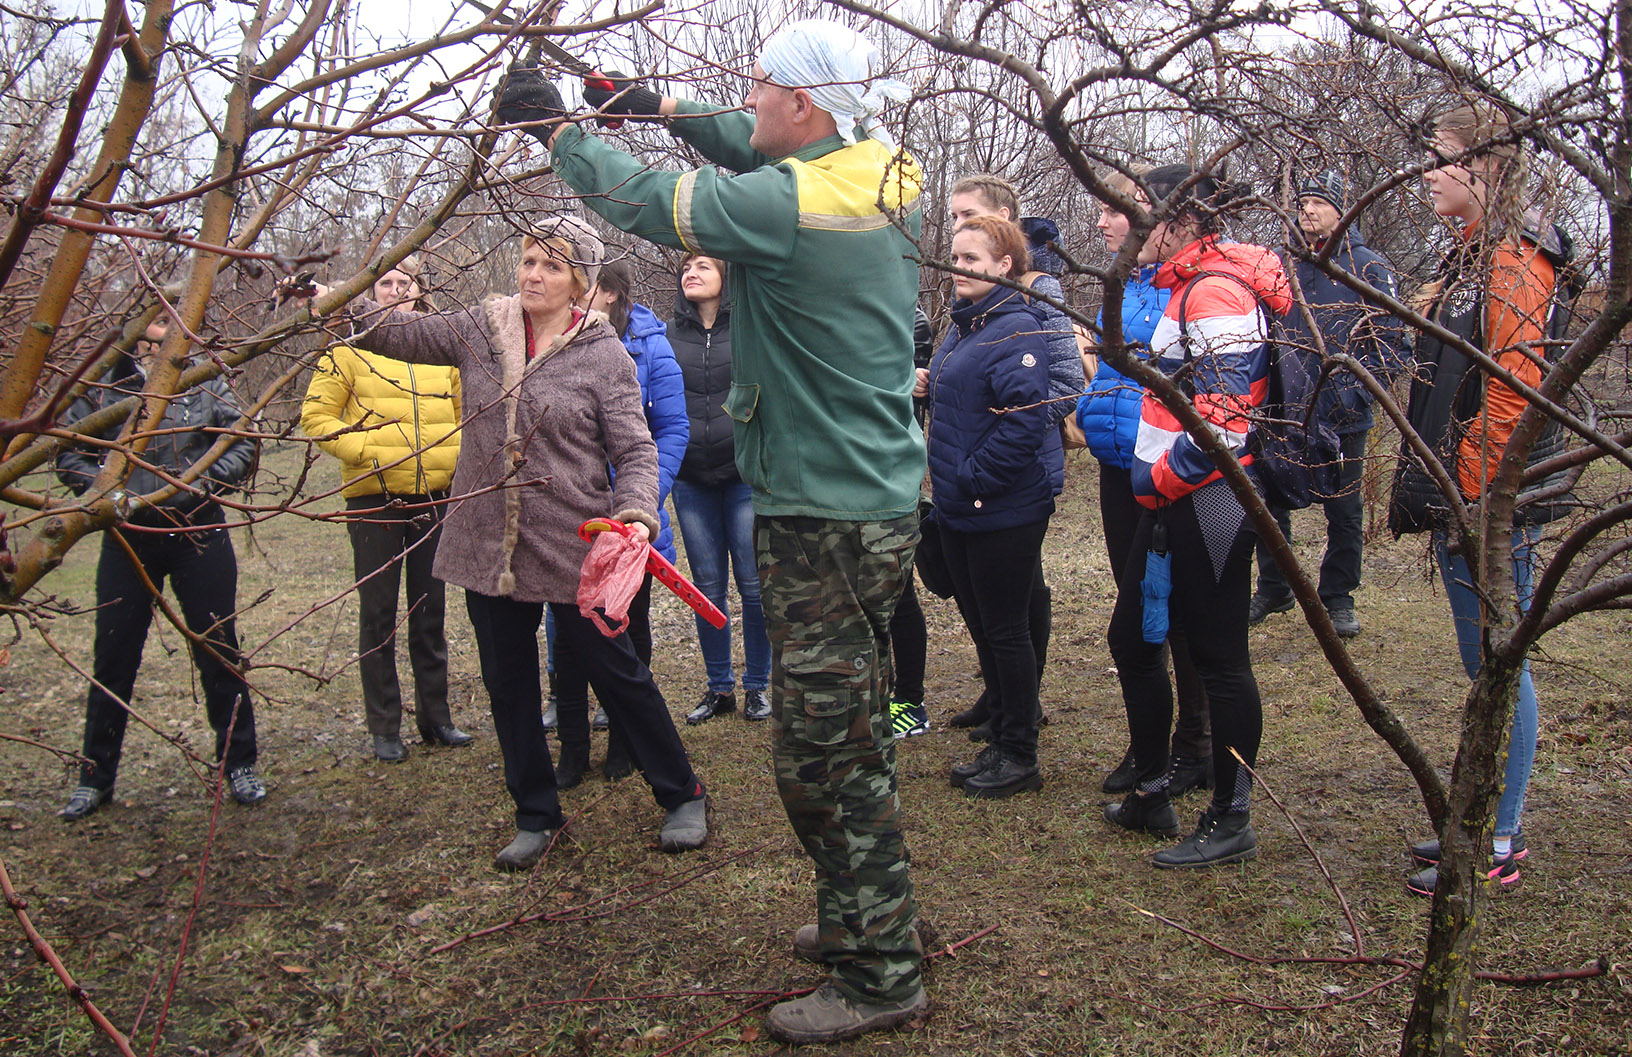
[759,19,911,148]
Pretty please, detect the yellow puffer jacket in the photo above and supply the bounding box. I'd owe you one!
[301,344,461,498]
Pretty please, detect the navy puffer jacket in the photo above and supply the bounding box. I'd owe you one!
[925,285,1062,533]
[1283,228,1409,436]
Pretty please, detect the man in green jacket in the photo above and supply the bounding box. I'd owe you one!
[499,18,926,1044]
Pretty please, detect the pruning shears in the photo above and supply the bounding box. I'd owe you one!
[579,518,728,629]
[463,0,626,128]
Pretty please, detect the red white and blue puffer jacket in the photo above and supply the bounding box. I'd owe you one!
[1132,236,1291,508]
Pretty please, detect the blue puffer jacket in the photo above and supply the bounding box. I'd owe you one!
[1075,267,1170,470]
[621,303,689,561]
[925,285,1062,533]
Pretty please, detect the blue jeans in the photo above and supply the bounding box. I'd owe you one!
[1433,527,1539,839]
[671,479,770,693]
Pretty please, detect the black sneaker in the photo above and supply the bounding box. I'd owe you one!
[1248,593,1294,626]
[60,785,112,821]
[225,766,267,805]
[1152,808,1257,868]
[1102,789,1180,836]
[1102,746,1138,794]
[1326,604,1361,638]
[948,745,1003,789]
[1164,754,1213,797]
[743,688,772,722]
[685,690,736,725]
[1410,831,1528,867]
[1406,852,1523,898]
[962,755,1042,799]
[889,699,929,738]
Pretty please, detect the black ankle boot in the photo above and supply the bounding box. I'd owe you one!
[556,744,590,790]
[1102,789,1180,836]
[948,689,993,729]
[1102,746,1138,794]
[962,754,1042,799]
[1152,808,1257,868]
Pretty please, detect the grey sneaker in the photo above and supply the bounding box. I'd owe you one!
[493,828,557,872]
[658,796,708,852]
[1326,604,1361,638]
[225,766,266,805]
[766,981,927,1044]
[60,785,112,821]
[1248,592,1294,625]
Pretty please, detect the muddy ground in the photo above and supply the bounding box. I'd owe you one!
[2,443,1629,1056]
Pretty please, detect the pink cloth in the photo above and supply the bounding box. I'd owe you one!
[577,530,649,636]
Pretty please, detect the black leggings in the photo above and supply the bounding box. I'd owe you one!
[941,518,1051,765]
[1106,494,1260,814]
[1100,465,1210,758]
[887,577,926,705]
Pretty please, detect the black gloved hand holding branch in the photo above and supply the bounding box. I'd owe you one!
[496,65,567,140]
[582,71,662,125]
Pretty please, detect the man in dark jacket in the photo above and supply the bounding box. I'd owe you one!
[55,318,264,819]
[1249,171,1409,637]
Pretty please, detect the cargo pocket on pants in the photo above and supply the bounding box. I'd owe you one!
[782,642,875,750]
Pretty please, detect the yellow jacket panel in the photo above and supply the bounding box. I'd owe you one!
[301,344,461,498]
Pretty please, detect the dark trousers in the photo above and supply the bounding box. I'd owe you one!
[345,494,450,736]
[554,575,653,765]
[941,518,1051,766]
[81,517,256,789]
[464,590,702,834]
[1107,495,1261,815]
[1100,465,1210,758]
[1255,428,1369,608]
[886,577,926,705]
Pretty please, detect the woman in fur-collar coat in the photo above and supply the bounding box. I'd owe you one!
[316,216,709,870]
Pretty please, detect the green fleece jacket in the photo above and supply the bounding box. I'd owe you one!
[550,102,925,521]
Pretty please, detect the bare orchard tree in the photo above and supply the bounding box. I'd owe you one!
[826,1,1630,1055]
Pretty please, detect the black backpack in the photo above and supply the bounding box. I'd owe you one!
[1175,271,1343,511]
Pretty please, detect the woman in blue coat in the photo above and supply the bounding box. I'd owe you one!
[551,260,690,785]
[918,215,1062,800]
[1068,169,1212,802]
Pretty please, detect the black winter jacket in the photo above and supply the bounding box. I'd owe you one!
[1284,229,1410,436]
[669,293,740,488]
[1388,220,1573,535]
[56,357,258,523]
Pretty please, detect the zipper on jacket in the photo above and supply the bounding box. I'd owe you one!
[703,329,713,458]
[407,363,424,494]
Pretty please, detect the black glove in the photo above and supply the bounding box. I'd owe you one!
[582,71,662,125]
[496,66,567,140]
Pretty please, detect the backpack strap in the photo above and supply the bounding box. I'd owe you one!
[1173,269,1271,397]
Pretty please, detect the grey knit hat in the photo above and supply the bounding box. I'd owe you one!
[1297,169,1349,211]
[529,214,604,290]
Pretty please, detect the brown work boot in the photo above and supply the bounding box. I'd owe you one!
[766,981,926,1044]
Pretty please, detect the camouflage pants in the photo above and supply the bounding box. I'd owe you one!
[757,514,923,1004]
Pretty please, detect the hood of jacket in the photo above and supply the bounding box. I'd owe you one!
[1157,236,1292,316]
[623,302,667,353]
[671,287,732,334]
[1021,216,1064,276]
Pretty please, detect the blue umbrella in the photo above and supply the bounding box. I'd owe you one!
[1141,522,1171,645]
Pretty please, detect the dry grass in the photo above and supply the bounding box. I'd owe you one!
[2,444,1630,1056]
